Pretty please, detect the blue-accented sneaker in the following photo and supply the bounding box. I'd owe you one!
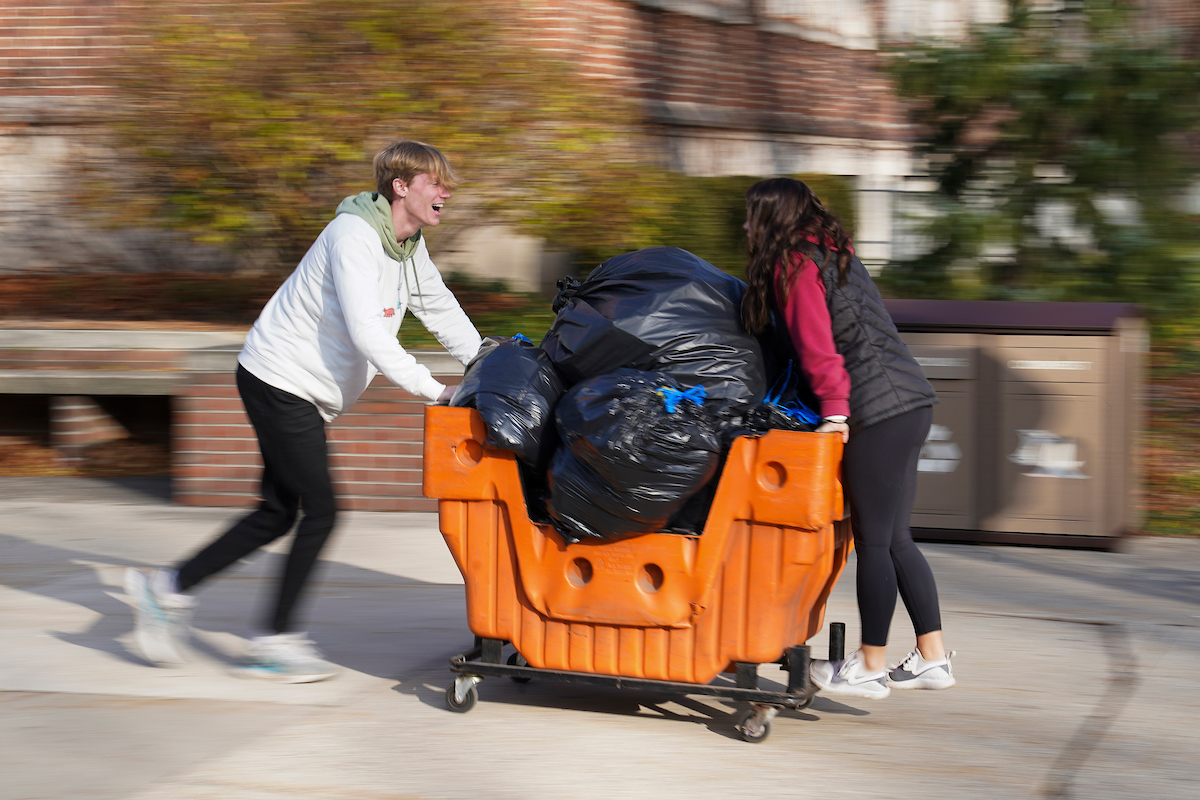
[809,650,890,699]
[887,648,957,689]
[234,633,339,684]
[125,567,194,666]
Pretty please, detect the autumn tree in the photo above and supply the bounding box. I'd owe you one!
[880,0,1200,334]
[95,0,679,272]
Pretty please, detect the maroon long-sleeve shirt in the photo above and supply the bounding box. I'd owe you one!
[777,249,852,420]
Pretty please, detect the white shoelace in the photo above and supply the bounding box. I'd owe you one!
[838,652,882,681]
[899,649,957,671]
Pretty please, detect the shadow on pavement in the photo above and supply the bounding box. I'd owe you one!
[0,476,172,504]
[389,644,868,741]
[0,532,467,677]
[939,542,1200,610]
[5,527,879,740]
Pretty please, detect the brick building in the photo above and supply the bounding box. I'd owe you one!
[518,1,1006,265]
[1,0,1196,508]
[0,0,1069,273]
[4,1,1195,270]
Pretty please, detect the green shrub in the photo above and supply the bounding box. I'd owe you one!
[566,172,858,278]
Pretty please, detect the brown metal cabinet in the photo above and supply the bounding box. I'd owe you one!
[885,301,1146,547]
[905,333,979,530]
[984,335,1106,536]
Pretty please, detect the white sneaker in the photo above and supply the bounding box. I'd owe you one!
[125,567,195,666]
[809,650,890,699]
[234,633,339,684]
[887,648,957,689]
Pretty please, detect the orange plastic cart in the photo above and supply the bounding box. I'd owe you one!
[423,404,852,742]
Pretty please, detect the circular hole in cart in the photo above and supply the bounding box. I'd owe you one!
[758,460,787,491]
[637,563,664,593]
[455,439,483,465]
[566,557,593,587]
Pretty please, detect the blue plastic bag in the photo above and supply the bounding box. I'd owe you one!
[741,361,820,434]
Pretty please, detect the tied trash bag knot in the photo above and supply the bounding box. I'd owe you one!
[552,276,582,313]
[657,384,707,414]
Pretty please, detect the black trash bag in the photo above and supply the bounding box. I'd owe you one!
[538,294,657,385]
[517,460,554,526]
[546,369,722,542]
[450,334,565,469]
[661,470,721,535]
[540,247,768,407]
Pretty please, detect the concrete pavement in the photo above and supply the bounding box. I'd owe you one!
[1,477,1197,799]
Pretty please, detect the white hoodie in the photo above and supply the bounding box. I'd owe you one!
[238,213,481,421]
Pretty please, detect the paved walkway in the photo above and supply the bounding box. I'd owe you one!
[1,478,1197,799]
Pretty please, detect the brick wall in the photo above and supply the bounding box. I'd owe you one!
[173,370,442,513]
[8,2,1193,274]
[47,395,123,465]
[1146,0,1200,57]
[3,1,1195,139]
[520,0,1200,147]
[0,0,124,97]
[0,330,462,511]
[525,1,906,143]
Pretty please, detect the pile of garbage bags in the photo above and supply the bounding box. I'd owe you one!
[451,246,817,542]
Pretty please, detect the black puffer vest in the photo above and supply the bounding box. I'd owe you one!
[815,250,937,433]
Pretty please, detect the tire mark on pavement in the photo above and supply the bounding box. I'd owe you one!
[1040,622,1137,799]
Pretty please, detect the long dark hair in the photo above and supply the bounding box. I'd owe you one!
[741,178,853,334]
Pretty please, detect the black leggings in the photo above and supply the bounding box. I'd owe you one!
[176,365,338,634]
[842,405,941,647]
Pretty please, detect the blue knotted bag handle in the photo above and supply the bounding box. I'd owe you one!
[656,384,707,414]
[764,361,821,426]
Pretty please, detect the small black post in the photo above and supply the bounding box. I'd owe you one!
[481,638,504,664]
[735,662,759,690]
[786,645,810,693]
[829,622,846,662]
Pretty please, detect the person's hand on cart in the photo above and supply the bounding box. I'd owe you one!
[815,418,849,443]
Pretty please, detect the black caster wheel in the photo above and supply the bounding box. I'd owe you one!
[507,651,532,683]
[735,708,772,744]
[445,681,478,713]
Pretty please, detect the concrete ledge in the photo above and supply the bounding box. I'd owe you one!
[184,347,468,376]
[407,350,469,377]
[183,346,242,373]
[0,330,247,350]
[0,370,185,395]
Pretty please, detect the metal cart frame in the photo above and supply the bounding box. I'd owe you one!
[445,630,846,743]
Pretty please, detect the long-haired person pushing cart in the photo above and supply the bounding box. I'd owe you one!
[741,177,955,699]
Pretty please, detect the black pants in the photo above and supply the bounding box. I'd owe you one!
[176,365,338,634]
[842,405,941,647]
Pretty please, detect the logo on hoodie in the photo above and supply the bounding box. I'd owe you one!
[383,308,395,317]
